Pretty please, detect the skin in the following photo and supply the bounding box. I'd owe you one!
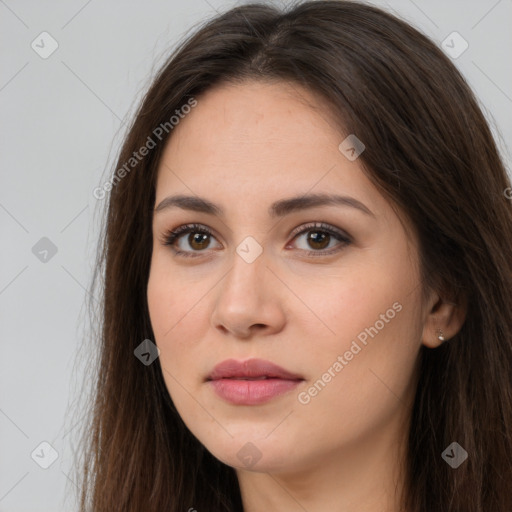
[147,80,466,512]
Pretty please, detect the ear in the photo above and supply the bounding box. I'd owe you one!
[421,290,468,348]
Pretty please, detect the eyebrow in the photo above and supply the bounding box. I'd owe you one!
[154,192,374,218]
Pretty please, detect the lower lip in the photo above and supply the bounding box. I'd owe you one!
[208,378,302,405]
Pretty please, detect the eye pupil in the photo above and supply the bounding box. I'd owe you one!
[308,231,329,249]
[189,232,209,250]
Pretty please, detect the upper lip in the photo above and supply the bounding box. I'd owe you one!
[207,358,304,381]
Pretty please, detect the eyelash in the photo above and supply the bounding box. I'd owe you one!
[160,222,352,259]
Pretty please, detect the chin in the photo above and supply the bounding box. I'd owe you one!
[199,433,299,473]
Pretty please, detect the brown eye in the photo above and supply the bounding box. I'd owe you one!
[289,222,351,256]
[305,230,331,250]
[188,232,211,250]
[162,224,221,258]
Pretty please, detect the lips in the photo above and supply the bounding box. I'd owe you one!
[206,358,304,405]
[207,358,303,381]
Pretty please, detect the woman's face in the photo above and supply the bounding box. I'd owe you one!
[147,80,432,474]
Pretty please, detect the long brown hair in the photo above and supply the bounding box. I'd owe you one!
[73,1,512,510]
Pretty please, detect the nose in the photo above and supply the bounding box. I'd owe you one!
[210,245,286,339]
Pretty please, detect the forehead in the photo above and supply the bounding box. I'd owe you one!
[153,80,383,220]
[181,79,340,136]
[159,81,337,171]
[160,81,342,167]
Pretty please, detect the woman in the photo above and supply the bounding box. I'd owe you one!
[75,1,512,510]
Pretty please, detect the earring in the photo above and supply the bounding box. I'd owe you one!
[436,329,445,341]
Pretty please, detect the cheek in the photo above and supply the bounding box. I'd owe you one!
[147,251,205,344]
[298,263,411,352]
[147,253,210,397]
[294,259,423,412]
[147,275,196,427]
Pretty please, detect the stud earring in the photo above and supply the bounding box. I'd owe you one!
[437,329,445,341]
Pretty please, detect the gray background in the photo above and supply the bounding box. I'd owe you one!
[1,0,511,510]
